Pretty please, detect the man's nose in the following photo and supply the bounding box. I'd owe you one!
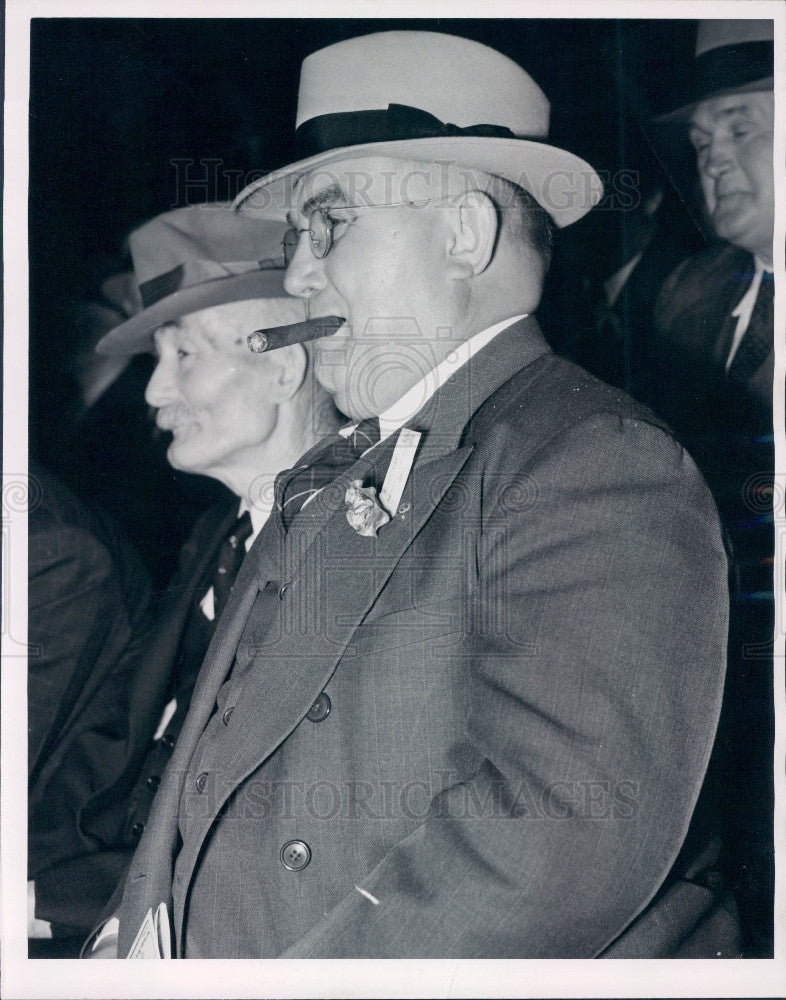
[284,233,325,299]
[144,358,175,407]
[702,135,735,178]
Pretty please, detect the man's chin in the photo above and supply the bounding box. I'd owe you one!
[712,198,759,245]
[166,442,202,476]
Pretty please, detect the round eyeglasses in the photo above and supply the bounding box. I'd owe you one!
[281,198,455,267]
[281,209,334,266]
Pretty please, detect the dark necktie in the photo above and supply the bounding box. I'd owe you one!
[276,417,381,531]
[211,510,253,620]
[727,273,774,384]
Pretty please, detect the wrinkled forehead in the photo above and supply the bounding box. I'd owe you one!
[690,90,774,132]
[151,316,222,356]
[291,155,489,220]
[152,297,305,349]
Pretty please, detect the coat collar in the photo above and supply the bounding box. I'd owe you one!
[393,313,549,463]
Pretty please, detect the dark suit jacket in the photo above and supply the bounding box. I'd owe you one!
[652,245,775,957]
[117,318,737,958]
[31,489,238,933]
[28,463,154,932]
[550,219,691,400]
[653,245,773,416]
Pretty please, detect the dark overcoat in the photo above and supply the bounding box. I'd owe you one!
[31,491,237,932]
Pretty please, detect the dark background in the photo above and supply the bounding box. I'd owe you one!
[28,17,710,582]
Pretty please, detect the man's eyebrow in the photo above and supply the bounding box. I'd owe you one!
[299,183,350,220]
[690,103,756,137]
[715,103,755,122]
[153,321,179,336]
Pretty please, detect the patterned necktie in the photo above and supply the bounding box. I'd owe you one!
[727,273,774,384]
[211,510,253,619]
[276,417,381,531]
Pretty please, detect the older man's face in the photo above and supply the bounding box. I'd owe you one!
[689,91,774,262]
[145,299,293,480]
[284,156,462,420]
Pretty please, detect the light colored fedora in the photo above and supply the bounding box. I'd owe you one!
[95,203,291,355]
[658,19,774,122]
[234,31,602,228]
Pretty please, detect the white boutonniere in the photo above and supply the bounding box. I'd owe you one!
[344,428,422,537]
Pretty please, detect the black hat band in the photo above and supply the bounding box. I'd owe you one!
[294,103,517,159]
[138,257,283,309]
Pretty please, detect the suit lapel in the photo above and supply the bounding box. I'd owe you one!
[129,499,238,711]
[183,509,284,715]
[120,546,268,955]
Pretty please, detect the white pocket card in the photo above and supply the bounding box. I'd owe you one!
[380,428,421,516]
[127,902,172,959]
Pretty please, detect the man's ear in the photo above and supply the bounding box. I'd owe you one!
[447,190,498,277]
[266,342,308,401]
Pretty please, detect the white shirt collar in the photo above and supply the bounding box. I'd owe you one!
[341,315,527,444]
[238,495,272,549]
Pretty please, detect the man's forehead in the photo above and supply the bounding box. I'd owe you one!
[690,90,773,130]
[291,156,453,217]
[153,305,238,346]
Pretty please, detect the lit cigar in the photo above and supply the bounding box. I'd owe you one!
[247,315,345,353]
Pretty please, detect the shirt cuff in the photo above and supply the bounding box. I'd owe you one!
[27,881,53,939]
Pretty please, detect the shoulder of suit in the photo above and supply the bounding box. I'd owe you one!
[654,244,754,333]
[29,461,100,535]
[466,352,669,452]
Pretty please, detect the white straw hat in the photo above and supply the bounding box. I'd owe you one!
[234,31,602,228]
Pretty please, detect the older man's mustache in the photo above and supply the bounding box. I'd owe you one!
[247,316,345,354]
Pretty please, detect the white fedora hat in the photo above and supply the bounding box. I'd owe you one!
[234,31,602,228]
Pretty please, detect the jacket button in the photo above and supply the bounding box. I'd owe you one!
[195,772,208,793]
[131,822,145,838]
[306,693,331,723]
[222,706,234,725]
[278,582,291,600]
[146,775,161,789]
[280,840,311,871]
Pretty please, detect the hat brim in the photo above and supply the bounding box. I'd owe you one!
[95,267,287,356]
[654,76,774,124]
[233,137,603,228]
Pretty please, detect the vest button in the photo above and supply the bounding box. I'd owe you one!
[195,772,208,793]
[306,693,331,723]
[280,840,311,871]
[146,775,161,789]
[131,822,145,838]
